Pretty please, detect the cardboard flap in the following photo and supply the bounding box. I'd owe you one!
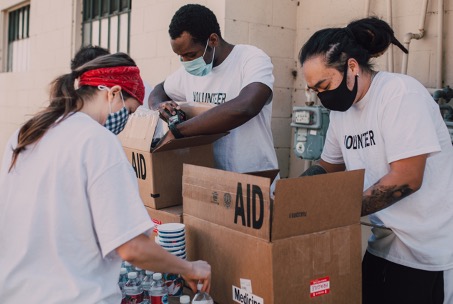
[152,133,228,153]
[245,169,280,184]
[117,111,159,152]
[183,164,273,241]
[271,169,364,240]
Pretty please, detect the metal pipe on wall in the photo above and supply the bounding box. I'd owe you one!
[364,0,371,16]
[387,0,394,72]
[436,0,444,88]
[401,0,429,74]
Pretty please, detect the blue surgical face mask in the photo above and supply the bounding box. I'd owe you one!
[180,39,215,76]
[98,85,129,135]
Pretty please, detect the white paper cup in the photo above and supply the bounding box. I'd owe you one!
[157,223,185,234]
[162,244,186,252]
[158,235,185,244]
[158,231,185,239]
[159,240,186,248]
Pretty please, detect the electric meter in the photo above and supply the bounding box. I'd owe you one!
[290,106,330,160]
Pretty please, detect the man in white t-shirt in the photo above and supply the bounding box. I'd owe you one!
[299,17,453,304]
[149,4,279,186]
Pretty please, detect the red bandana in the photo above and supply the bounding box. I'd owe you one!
[78,66,145,104]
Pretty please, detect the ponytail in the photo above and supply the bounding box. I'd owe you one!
[299,17,407,72]
[9,52,138,172]
[346,17,408,57]
[9,72,81,172]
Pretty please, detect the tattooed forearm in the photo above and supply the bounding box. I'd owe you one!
[361,183,414,216]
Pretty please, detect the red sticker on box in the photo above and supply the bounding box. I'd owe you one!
[310,276,330,298]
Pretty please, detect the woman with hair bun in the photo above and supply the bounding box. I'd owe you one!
[0,52,210,303]
[299,17,453,304]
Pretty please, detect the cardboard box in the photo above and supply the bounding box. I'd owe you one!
[146,205,183,236]
[182,164,364,304]
[118,104,225,209]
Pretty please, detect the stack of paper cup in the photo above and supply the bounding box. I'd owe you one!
[156,223,186,296]
[157,223,186,260]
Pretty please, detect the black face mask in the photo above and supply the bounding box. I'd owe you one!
[317,63,358,112]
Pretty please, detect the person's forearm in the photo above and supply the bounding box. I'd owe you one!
[177,103,253,136]
[120,234,193,276]
[166,82,271,137]
[361,154,427,216]
[148,82,171,110]
[361,179,414,216]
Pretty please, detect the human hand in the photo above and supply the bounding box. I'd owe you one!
[156,101,180,122]
[181,260,211,294]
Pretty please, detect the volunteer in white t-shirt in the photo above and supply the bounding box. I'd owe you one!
[149,4,279,187]
[299,17,453,304]
[0,53,210,303]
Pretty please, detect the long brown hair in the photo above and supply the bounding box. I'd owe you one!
[9,52,137,172]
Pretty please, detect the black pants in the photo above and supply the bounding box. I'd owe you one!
[362,251,444,304]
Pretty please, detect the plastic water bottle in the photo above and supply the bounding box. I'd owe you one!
[180,295,191,303]
[142,270,154,304]
[124,272,144,304]
[118,268,128,291]
[192,283,214,304]
[150,273,169,304]
[123,261,134,273]
[136,267,146,281]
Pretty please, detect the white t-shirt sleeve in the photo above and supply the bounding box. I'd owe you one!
[379,89,441,163]
[87,161,153,258]
[241,48,274,92]
[321,114,344,164]
[164,68,187,101]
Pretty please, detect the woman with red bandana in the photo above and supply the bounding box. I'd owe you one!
[0,52,211,303]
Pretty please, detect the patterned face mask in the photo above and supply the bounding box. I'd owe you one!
[98,85,129,135]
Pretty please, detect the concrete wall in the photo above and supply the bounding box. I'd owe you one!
[0,0,76,162]
[0,0,452,182]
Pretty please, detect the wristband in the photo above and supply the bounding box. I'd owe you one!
[168,123,184,139]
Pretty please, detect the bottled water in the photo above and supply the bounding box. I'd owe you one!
[150,273,169,304]
[136,267,146,281]
[123,261,134,273]
[124,272,144,304]
[118,267,128,291]
[142,270,154,304]
[192,283,214,304]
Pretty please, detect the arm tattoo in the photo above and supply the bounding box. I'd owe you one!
[361,182,414,216]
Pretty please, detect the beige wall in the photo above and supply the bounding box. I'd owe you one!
[0,0,452,182]
[0,0,76,163]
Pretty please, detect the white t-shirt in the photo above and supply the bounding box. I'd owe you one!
[321,72,453,271]
[142,81,154,109]
[0,112,153,303]
[164,44,279,175]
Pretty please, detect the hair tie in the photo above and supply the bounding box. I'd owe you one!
[344,27,355,40]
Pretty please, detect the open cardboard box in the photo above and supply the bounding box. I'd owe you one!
[183,164,364,304]
[118,102,226,209]
[146,205,183,236]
